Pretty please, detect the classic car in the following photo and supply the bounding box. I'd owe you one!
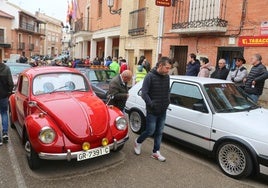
[9,66,128,169]
[76,65,116,101]
[125,75,268,179]
[5,62,31,92]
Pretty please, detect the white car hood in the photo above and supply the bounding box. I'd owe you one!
[212,107,268,143]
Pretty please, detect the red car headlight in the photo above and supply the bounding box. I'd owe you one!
[39,127,56,144]
[115,117,127,130]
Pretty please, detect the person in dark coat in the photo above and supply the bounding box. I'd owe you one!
[0,61,14,144]
[185,53,200,76]
[108,70,133,111]
[134,56,172,162]
[244,54,268,103]
[211,58,229,80]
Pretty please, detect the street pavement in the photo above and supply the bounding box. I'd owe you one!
[0,126,268,188]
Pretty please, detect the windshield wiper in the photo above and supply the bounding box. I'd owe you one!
[71,88,86,92]
[244,105,260,112]
[216,108,239,113]
[50,85,68,93]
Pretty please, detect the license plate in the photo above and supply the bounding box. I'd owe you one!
[77,146,110,161]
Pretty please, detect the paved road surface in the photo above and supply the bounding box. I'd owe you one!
[0,127,268,188]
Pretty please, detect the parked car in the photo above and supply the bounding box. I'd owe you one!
[5,62,31,91]
[125,75,268,179]
[76,65,116,101]
[9,66,128,169]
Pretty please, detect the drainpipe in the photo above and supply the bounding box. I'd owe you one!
[156,6,164,63]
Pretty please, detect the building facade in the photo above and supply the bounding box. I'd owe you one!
[35,12,63,57]
[119,0,162,73]
[0,0,46,60]
[71,0,121,61]
[161,0,268,101]
[0,10,14,62]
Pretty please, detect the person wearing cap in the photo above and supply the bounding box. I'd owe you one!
[227,56,248,88]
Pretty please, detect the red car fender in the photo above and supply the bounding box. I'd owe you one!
[107,106,128,140]
[24,114,65,153]
[9,94,18,123]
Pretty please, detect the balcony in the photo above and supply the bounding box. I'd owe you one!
[73,17,92,39]
[18,42,25,50]
[171,0,228,34]
[19,21,45,35]
[0,35,11,48]
[29,43,34,51]
[128,8,147,36]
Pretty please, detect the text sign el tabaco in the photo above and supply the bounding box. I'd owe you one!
[238,36,268,47]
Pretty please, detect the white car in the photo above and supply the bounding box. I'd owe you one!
[125,75,268,179]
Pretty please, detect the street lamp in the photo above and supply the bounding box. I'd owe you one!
[107,0,121,15]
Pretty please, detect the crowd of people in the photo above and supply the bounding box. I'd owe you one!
[183,53,268,103]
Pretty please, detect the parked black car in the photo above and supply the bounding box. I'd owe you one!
[76,66,116,101]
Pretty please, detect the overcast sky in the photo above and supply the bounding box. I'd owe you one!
[8,0,68,23]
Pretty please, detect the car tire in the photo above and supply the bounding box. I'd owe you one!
[25,134,41,170]
[216,142,253,179]
[129,110,145,134]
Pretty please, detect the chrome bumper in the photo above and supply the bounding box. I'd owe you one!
[38,135,129,161]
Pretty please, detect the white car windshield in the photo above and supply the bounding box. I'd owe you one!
[204,83,258,112]
[32,73,89,95]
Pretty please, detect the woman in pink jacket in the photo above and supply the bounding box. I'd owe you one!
[198,57,211,77]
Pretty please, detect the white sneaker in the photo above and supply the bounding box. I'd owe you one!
[151,151,166,162]
[134,138,142,155]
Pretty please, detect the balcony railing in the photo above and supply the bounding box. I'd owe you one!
[29,43,34,51]
[74,17,89,33]
[128,8,147,36]
[19,21,45,34]
[171,0,228,34]
[18,42,25,50]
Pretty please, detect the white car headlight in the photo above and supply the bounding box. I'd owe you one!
[115,117,127,130]
[39,127,56,144]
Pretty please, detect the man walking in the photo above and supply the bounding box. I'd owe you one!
[0,61,14,145]
[134,56,172,162]
[244,54,268,103]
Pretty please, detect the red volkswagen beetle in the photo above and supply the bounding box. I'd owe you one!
[9,66,128,169]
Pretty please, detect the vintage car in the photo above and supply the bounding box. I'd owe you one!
[76,65,116,101]
[9,66,128,169]
[125,76,268,179]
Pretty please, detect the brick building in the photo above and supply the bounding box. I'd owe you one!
[162,0,268,71]
[0,10,13,62]
[0,0,46,60]
[71,0,121,60]
[161,0,268,101]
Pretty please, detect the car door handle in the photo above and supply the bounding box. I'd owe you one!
[167,107,172,111]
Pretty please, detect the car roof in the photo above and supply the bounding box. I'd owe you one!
[23,66,81,77]
[169,75,233,85]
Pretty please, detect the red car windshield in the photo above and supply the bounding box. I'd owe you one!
[32,72,91,95]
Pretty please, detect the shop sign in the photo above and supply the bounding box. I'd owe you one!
[238,36,268,47]
[155,0,171,7]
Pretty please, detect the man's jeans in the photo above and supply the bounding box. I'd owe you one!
[248,94,259,103]
[137,112,166,153]
[0,98,8,134]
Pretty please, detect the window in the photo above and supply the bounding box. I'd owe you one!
[0,29,4,43]
[98,0,102,18]
[20,76,29,96]
[170,82,204,110]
